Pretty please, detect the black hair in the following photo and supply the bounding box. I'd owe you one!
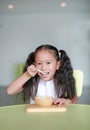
[23,44,76,102]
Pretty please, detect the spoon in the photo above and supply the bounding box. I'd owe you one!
[37,69,48,75]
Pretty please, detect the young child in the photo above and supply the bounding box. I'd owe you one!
[7,44,78,105]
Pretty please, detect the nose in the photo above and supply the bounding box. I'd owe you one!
[41,63,46,70]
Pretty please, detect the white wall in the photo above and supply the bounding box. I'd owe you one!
[0,13,90,86]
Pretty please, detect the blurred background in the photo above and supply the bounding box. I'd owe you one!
[0,0,90,105]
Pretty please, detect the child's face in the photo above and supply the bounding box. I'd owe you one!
[35,49,60,81]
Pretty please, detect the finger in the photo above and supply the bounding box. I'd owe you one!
[53,100,60,105]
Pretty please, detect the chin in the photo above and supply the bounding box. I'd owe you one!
[41,77,53,81]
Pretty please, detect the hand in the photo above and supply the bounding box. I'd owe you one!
[53,98,72,106]
[27,65,37,77]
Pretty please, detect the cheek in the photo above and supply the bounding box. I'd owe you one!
[51,65,58,73]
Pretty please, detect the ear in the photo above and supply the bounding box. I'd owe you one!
[56,61,61,70]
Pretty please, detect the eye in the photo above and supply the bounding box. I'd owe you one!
[47,61,51,64]
[37,62,42,65]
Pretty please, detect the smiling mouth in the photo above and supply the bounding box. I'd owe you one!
[43,72,49,75]
[37,69,49,75]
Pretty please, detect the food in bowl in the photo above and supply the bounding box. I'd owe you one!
[35,96,53,107]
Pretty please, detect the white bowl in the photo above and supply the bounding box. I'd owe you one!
[35,96,53,107]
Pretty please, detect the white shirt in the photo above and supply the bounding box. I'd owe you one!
[30,79,57,104]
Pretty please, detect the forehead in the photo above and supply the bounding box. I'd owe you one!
[35,49,56,60]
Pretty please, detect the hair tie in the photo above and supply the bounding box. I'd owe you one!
[58,50,61,60]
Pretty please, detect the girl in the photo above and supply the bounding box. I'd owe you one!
[7,44,78,105]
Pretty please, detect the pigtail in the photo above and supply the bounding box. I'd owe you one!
[55,50,76,99]
[59,50,72,72]
[23,52,39,102]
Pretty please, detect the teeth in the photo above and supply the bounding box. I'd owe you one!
[43,72,48,75]
[44,72,49,75]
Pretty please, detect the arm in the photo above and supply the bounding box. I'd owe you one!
[7,71,31,95]
[7,65,37,95]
